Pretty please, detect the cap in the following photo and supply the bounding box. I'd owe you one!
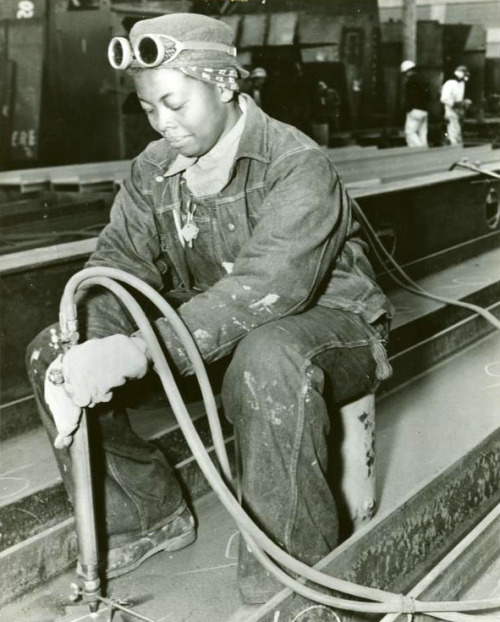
[250,67,267,79]
[400,60,416,73]
[129,13,249,77]
[455,65,470,75]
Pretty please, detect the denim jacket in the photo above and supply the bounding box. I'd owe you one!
[86,95,392,375]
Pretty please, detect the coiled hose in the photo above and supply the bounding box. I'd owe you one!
[59,266,500,620]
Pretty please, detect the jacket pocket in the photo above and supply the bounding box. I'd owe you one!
[213,195,254,259]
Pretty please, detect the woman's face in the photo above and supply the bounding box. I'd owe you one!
[134,67,235,157]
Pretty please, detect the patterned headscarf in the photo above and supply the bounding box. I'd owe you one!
[180,66,240,91]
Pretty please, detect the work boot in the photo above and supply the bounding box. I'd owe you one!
[106,502,196,578]
[237,536,284,605]
[77,502,196,580]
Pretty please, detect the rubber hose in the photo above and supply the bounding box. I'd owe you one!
[61,268,500,615]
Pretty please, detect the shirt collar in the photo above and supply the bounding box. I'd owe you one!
[163,153,195,177]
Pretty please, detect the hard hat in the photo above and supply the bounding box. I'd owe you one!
[455,65,470,76]
[400,60,416,73]
[250,67,267,79]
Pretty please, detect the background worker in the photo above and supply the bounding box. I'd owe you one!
[27,13,392,607]
[243,66,268,108]
[400,60,430,147]
[440,65,472,145]
[310,80,341,146]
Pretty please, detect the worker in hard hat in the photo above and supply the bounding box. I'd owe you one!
[244,66,268,108]
[440,65,472,145]
[400,60,430,148]
[310,80,342,147]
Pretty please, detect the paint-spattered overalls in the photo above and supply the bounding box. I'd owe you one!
[27,95,393,602]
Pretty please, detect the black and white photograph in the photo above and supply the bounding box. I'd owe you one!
[0,0,499,620]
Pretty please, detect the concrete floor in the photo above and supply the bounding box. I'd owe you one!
[1,333,499,622]
[462,552,500,602]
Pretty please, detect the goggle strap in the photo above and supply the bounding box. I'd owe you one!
[135,34,236,60]
[176,40,237,57]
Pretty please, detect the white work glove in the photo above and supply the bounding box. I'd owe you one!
[61,334,150,408]
[45,355,82,449]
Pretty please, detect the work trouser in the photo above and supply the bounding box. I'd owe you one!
[444,107,463,145]
[26,302,390,593]
[404,109,428,147]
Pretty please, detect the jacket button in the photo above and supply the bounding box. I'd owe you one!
[227,223,236,231]
[155,176,164,183]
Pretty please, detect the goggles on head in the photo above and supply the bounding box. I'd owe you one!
[108,34,237,70]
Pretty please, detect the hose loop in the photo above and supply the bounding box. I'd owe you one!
[60,267,500,619]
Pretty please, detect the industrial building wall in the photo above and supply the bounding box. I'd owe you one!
[378,0,500,28]
[196,0,379,17]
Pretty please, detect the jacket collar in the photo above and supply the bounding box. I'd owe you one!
[234,93,271,164]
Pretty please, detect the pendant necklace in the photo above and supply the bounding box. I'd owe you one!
[180,200,199,248]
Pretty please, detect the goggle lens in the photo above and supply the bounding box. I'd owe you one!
[136,37,163,67]
[108,38,132,70]
[113,43,124,66]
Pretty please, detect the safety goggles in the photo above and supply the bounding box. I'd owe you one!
[108,34,237,70]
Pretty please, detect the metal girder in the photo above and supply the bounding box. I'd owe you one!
[238,429,500,622]
[394,509,500,622]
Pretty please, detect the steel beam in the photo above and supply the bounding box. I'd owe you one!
[234,428,500,622]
